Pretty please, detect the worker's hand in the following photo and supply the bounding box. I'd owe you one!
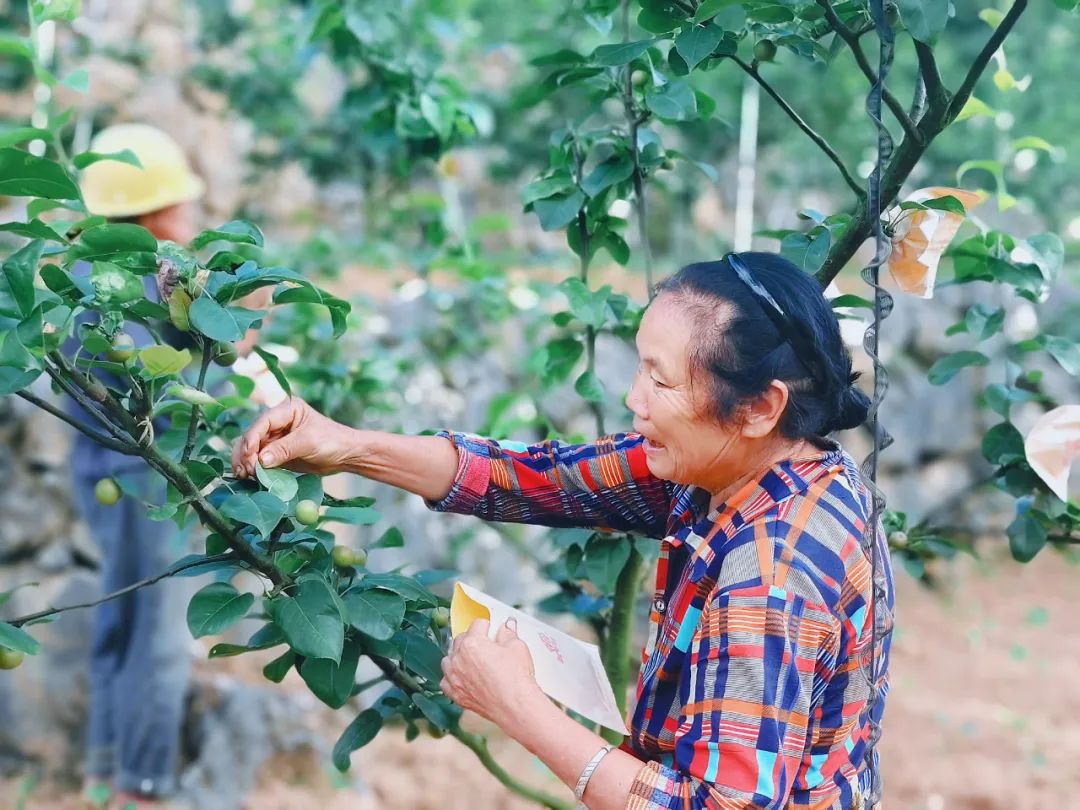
[232,397,360,478]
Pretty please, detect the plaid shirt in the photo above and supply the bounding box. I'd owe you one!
[429,431,893,809]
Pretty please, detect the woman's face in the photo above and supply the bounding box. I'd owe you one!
[626,294,744,490]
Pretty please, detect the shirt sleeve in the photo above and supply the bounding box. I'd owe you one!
[626,585,841,810]
[426,431,674,535]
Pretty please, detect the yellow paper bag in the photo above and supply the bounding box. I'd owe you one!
[451,582,629,735]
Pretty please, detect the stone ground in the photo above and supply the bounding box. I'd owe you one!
[2,548,1078,810]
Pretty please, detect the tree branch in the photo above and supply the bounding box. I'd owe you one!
[15,389,138,455]
[621,0,655,298]
[5,554,241,628]
[730,56,865,199]
[947,0,1029,123]
[913,40,947,109]
[815,0,922,145]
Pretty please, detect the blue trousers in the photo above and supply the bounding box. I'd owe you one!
[72,466,191,798]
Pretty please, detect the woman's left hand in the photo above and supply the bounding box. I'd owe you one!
[441,618,544,729]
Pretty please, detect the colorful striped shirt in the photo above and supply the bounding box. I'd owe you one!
[429,431,893,809]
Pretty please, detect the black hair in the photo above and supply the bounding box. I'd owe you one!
[653,252,870,439]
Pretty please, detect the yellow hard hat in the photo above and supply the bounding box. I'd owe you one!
[79,123,206,218]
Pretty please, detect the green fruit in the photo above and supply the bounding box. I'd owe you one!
[431,607,451,629]
[630,68,648,87]
[332,545,366,568]
[94,478,121,506]
[888,531,908,548]
[0,648,25,670]
[212,341,238,367]
[295,499,320,526]
[660,158,676,170]
[106,333,136,363]
[753,39,777,63]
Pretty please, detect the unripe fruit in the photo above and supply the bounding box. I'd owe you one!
[212,341,238,367]
[331,545,355,568]
[660,158,675,170]
[0,648,25,670]
[106,333,136,363]
[888,531,908,548]
[94,478,121,506]
[352,548,368,568]
[295,499,320,526]
[753,39,777,63]
[431,607,451,629]
[630,69,648,87]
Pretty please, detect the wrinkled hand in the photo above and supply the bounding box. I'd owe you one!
[440,618,544,729]
[232,396,359,478]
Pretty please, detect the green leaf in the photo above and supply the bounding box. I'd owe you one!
[923,195,968,215]
[359,574,438,607]
[2,240,44,318]
[574,370,606,403]
[981,422,1026,466]
[262,650,296,683]
[520,175,576,207]
[581,157,634,198]
[373,527,405,549]
[270,578,345,663]
[638,0,688,32]
[0,128,52,149]
[543,337,584,385]
[927,351,989,385]
[220,492,287,538]
[90,261,144,305]
[963,304,1004,341]
[32,0,82,22]
[138,345,192,377]
[694,0,740,21]
[0,622,40,655]
[560,278,610,329]
[296,474,324,505]
[0,367,41,396]
[186,582,254,639]
[674,22,724,71]
[322,506,380,525]
[591,38,656,66]
[189,296,260,342]
[746,5,795,22]
[191,220,264,250]
[645,80,698,121]
[532,190,586,231]
[394,630,445,683]
[300,635,362,708]
[0,148,80,199]
[830,294,875,311]
[333,709,383,771]
[780,231,830,274]
[256,462,299,502]
[344,588,406,641]
[0,219,66,243]
[584,535,632,592]
[1040,336,1080,376]
[412,693,459,731]
[66,223,158,268]
[1007,512,1047,563]
[251,346,292,398]
[72,149,141,170]
[897,0,949,43]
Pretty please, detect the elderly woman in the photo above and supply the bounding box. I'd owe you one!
[233,252,893,809]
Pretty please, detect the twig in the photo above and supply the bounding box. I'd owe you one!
[815,0,922,145]
[6,554,241,628]
[182,341,213,464]
[15,389,137,454]
[947,0,1029,123]
[730,56,865,198]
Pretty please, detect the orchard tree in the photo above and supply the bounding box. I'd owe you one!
[1,0,1079,807]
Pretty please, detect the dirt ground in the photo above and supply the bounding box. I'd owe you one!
[3,549,1078,810]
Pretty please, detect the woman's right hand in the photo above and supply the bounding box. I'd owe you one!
[232,397,360,479]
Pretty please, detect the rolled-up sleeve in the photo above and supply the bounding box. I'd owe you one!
[626,585,841,810]
[426,431,673,535]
